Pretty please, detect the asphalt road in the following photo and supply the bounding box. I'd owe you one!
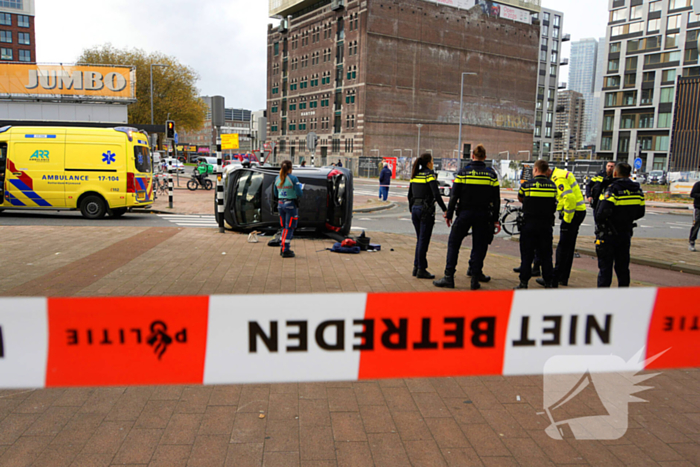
[353,179,693,240]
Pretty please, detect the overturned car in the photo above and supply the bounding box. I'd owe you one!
[216,165,353,236]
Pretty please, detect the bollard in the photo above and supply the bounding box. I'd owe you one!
[168,174,173,209]
[217,151,225,233]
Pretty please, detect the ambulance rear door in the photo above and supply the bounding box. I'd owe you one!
[6,130,66,208]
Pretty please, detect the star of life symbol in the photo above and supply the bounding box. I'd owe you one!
[543,348,668,440]
[102,151,116,165]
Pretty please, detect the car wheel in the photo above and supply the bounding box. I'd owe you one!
[444,187,451,197]
[111,208,127,218]
[80,195,107,219]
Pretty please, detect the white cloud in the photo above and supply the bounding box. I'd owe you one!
[36,0,608,112]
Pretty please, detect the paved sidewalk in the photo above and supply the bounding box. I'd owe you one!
[0,226,699,466]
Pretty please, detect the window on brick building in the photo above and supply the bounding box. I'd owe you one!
[0,31,11,43]
[0,13,10,26]
[1,48,12,60]
[17,14,28,28]
[19,49,30,62]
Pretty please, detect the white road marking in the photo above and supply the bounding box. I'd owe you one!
[158,214,218,228]
[350,226,368,231]
[399,218,412,221]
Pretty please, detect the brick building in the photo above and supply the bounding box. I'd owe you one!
[0,0,35,63]
[266,0,541,168]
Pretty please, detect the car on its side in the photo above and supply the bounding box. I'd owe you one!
[217,165,353,236]
[231,153,261,166]
[436,170,456,197]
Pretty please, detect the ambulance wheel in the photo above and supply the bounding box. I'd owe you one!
[111,208,127,218]
[80,195,107,219]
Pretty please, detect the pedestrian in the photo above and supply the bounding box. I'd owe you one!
[434,144,500,290]
[337,159,343,168]
[595,162,645,287]
[274,160,303,258]
[408,154,448,279]
[587,161,615,214]
[379,162,392,201]
[514,160,558,289]
[537,165,587,287]
[689,177,700,251]
[301,160,307,167]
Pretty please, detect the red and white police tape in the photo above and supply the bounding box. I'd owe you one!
[0,287,697,388]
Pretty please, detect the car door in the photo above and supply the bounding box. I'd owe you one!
[6,130,66,207]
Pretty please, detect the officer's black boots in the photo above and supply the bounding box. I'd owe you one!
[281,250,296,258]
[416,269,435,279]
[433,275,455,289]
[470,277,480,291]
[513,266,540,277]
[535,278,546,287]
[514,281,528,290]
[412,267,418,277]
[467,268,491,283]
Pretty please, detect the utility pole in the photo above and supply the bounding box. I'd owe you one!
[417,124,423,157]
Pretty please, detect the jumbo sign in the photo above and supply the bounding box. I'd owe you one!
[0,64,136,102]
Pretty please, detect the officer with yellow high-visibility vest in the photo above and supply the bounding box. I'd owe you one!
[537,165,587,287]
[595,162,645,287]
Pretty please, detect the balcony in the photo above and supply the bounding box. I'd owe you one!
[560,58,569,66]
[562,33,571,42]
[558,82,567,89]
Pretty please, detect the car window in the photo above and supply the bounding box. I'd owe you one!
[134,146,152,173]
[234,171,264,225]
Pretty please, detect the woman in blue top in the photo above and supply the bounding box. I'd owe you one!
[274,160,304,258]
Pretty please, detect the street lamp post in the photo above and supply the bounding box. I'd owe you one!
[416,124,423,157]
[150,63,170,125]
[457,72,478,159]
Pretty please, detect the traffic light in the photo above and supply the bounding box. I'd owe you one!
[165,120,175,140]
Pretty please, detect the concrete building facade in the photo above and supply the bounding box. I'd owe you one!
[266,0,542,167]
[553,89,586,160]
[531,7,569,161]
[0,0,35,64]
[597,0,700,171]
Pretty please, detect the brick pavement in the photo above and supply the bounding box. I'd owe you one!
[0,226,699,465]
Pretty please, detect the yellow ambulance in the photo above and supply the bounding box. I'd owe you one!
[0,126,154,218]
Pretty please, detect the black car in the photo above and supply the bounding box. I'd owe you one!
[217,165,353,236]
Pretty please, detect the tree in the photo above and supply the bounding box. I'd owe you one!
[77,44,208,132]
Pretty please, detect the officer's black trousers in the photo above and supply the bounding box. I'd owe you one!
[554,210,586,282]
[411,205,435,270]
[445,210,490,276]
[519,222,554,284]
[690,208,700,244]
[596,234,631,288]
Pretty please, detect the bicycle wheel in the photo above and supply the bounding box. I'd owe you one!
[187,179,199,191]
[501,210,522,236]
[204,179,213,190]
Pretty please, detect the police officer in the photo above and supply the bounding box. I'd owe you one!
[587,161,615,213]
[595,162,645,287]
[408,153,447,279]
[515,160,558,289]
[434,144,500,290]
[538,165,587,287]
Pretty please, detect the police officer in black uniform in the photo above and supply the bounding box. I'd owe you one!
[434,144,500,290]
[408,153,448,279]
[586,161,615,215]
[595,162,645,288]
[515,160,558,289]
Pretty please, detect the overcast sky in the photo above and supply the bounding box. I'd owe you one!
[35,0,608,112]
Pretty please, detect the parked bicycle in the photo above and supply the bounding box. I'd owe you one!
[500,198,523,236]
[187,173,213,191]
[154,174,169,197]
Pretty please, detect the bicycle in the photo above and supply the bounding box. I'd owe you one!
[154,174,169,197]
[500,198,523,236]
[187,173,213,191]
